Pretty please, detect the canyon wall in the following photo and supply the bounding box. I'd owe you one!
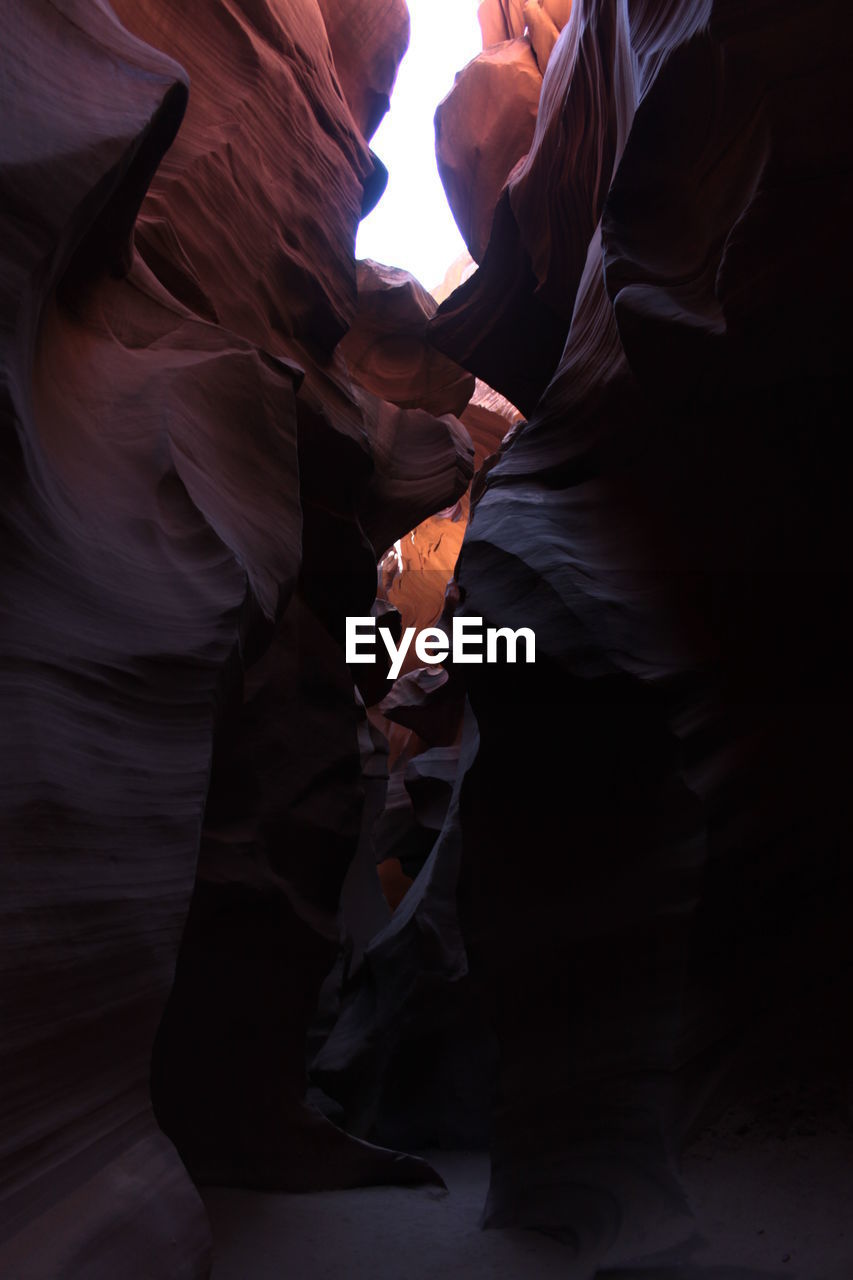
[0,2,471,1275]
[3,0,853,1277]
[429,0,853,1267]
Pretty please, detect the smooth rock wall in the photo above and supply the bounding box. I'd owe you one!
[431,0,853,1267]
[1,2,472,1275]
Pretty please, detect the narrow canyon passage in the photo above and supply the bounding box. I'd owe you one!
[1,2,852,1279]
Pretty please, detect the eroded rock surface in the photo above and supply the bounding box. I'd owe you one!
[5,0,853,1277]
[435,39,541,264]
[430,0,853,1268]
[0,2,470,1275]
[478,0,527,46]
[340,259,474,417]
[318,0,410,142]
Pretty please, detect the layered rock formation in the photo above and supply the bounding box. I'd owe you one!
[427,0,853,1269]
[4,0,853,1277]
[318,0,411,142]
[0,2,472,1276]
[435,39,541,264]
[437,1,575,267]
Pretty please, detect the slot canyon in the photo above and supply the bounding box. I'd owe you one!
[1,1,852,1277]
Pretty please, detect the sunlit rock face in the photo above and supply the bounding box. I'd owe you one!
[442,2,574,268]
[523,0,572,71]
[0,2,470,1276]
[435,39,541,264]
[431,1,633,414]
[123,0,378,350]
[477,0,527,45]
[479,0,572,61]
[431,0,853,1267]
[317,0,411,142]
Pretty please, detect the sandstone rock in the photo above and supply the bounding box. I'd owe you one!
[317,0,410,141]
[357,399,473,560]
[340,260,475,417]
[430,0,635,412]
[435,39,541,263]
[7,0,853,1274]
[523,0,572,73]
[312,705,485,1146]
[1,0,470,1273]
[379,665,459,747]
[431,250,478,306]
[477,0,527,46]
[434,0,853,1265]
[1,6,219,1275]
[113,0,381,352]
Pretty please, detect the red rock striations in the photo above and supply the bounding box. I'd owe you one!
[4,0,853,1275]
[1,2,472,1276]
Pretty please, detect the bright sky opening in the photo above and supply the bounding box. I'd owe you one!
[356,0,482,292]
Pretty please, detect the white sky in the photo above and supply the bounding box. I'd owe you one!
[355,0,482,291]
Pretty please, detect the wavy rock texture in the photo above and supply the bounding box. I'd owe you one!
[430,0,633,413]
[122,0,384,350]
[6,0,853,1276]
[317,0,410,142]
[438,1,574,269]
[0,10,216,1277]
[339,259,475,558]
[314,377,517,1153]
[431,0,853,1269]
[340,259,474,417]
[435,39,541,264]
[307,258,517,1153]
[313,700,497,1152]
[478,0,527,45]
[1,1,472,1276]
[523,0,572,72]
[375,379,519,651]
